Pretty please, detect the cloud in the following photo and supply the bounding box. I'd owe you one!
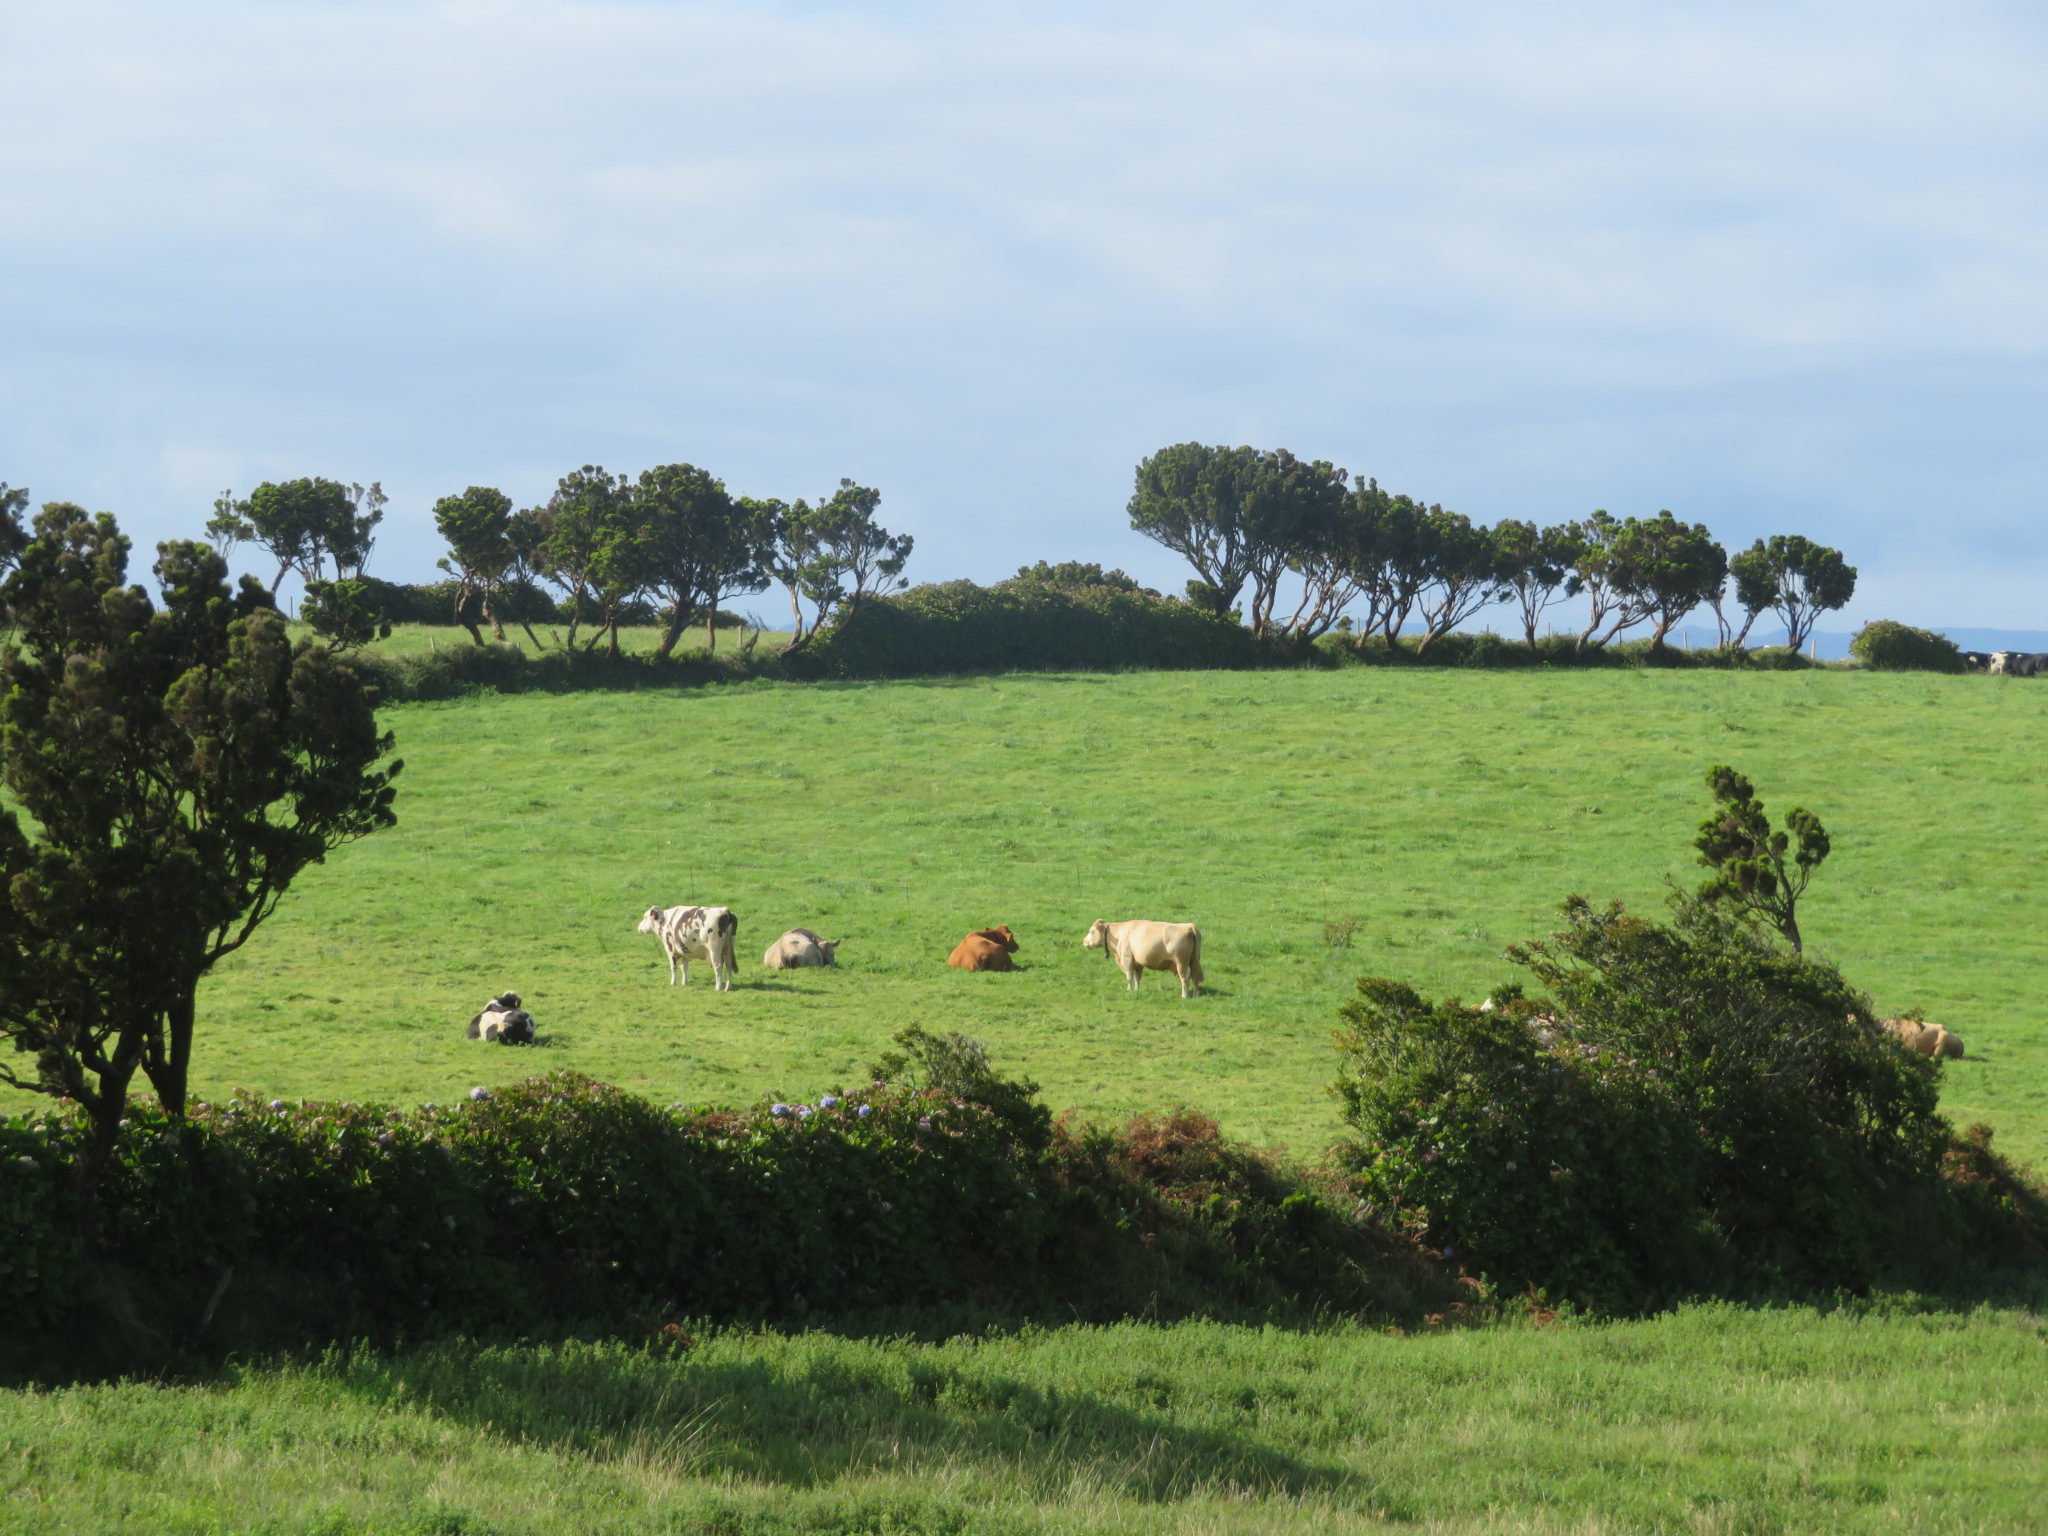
[1,0,2044,624]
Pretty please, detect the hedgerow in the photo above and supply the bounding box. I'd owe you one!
[0,1030,1444,1378]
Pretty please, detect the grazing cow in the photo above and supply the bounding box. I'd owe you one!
[1083,918,1204,998]
[638,904,740,990]
[1881,1018,1966,1059]
[468,991,536,1044]
[1991,652,2048,677]
[1962,651,1992,672]
[763,928,842,969]
[948,925,1020,971]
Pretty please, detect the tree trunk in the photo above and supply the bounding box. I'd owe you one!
[705,601,718,655]
[781,583,810,653]
[656,601,689,660]
[484,588,506,642]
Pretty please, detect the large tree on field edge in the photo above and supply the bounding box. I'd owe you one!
[0,501,400,1183]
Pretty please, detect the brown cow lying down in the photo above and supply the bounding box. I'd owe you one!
[1882,1018,1965,1059]
[763,928,842,969]
[1083,918,1204,998]
[949,925,1020,971]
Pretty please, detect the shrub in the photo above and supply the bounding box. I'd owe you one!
[1850,620,1966,673]
[0,1031,1443,1375]
[1333,896,2048,1308]
[796,577,1261,677]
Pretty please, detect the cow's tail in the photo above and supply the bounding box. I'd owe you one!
[1190,928,1204,987]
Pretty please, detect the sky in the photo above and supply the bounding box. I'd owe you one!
[2,0,2044,630]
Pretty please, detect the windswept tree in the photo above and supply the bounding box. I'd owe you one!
[1129,443,1351,641]
[1715,540,1779,649]
[433,485,516,644]
[1494,519,1582,646]
[810,480,911,626]
[528,466,651,653]
[1740,535,1857,653]
[1566,510,1722,652]
[1236,449,1350,641]
[1412,511,1512,655]
[0,501,400,1188]
[762,480,912,651]
[1128,443,1263,618]
[1280,482,1380,642]
[209,477,386,592]
[637,462,768,657]
[1694,765,1830,953]
[1614,511,1726,652]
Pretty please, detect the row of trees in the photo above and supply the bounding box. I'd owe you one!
[433,468,911,658]
[1128,443,1857,653]
[207,468,914,659]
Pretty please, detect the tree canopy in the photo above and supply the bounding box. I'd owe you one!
[209,477,386,593]
[0,501,401,1177]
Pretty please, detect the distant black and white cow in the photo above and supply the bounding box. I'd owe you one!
[1962,651,1992,672]
[638,905,740,990]
[1990,652,2048,677]
[468,991,537,1044]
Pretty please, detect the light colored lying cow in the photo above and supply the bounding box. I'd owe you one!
[1881,1017,1965,1059]
[1083,918,1204,998]
[467,991,536,1044]
[639,904,739,991]
[763,928,842,969]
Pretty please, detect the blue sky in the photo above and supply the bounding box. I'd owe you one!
[3,1,2044,629]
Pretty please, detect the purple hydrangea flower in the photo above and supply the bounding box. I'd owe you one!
[820,1094,839,1109]
[377,1132,396,1147]
[857,1104,873,1119]
[469,1087,489,1101]
[269,1100,287,1111]
[771,1103,790,1117]
[797,1106,815,1120]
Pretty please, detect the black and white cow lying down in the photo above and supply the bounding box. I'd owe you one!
[468,992,536,1044]
[639,904,740,990]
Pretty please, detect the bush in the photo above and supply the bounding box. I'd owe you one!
[1850,620,1966,673]
[796,577,1262,678]
[1333,896,2048,1308]
[0,1030,1446,1377]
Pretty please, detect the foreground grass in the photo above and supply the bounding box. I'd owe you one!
[7,664,2040,1163]
[5,1307,2045,1534]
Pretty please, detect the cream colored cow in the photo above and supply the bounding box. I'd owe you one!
[762,928,841,969]
[1881,1018,1965,1059]
[1083,919,1204,998]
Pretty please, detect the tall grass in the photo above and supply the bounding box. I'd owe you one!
[6,1306,2045,1533]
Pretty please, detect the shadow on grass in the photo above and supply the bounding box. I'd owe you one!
[341,1339,1351,1502]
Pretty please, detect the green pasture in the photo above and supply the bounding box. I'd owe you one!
[7,1305,2046,1533]
[10,661,2043,1165]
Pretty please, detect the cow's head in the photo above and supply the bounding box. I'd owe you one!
[971,924,1018,952]
[637,907,665,935]
[1082,920,1110,950]
[818,939,843,965]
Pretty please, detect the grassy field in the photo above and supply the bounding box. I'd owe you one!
[6,1305,2046,1533]
[9,660,2039,1165]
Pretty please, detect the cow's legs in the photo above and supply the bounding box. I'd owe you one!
[1176,961,1196,999]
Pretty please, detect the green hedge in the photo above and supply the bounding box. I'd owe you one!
[1333,897,2048,1310]
[1850,620,1967,673]
[0,1031,1437,1378]
[795,579,1263,678]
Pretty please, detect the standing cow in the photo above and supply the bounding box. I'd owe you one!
[638,904,740,991]
[1083,919,1204,998]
